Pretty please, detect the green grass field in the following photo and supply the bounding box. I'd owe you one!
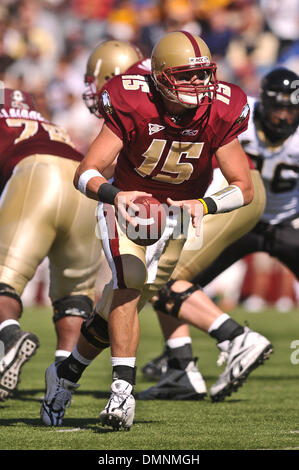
[1,304,299,451]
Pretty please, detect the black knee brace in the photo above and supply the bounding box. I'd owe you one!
[52,295,93,323]
[0,283,23,312]
[81,313,110,350]
[153,280,201,318]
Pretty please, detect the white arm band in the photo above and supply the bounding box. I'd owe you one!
[199,185,244,214]
[77,169,103,195]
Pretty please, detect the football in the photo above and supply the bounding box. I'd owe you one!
[126,196,167,246]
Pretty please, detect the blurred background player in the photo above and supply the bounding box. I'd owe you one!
[0,87,102,401]
[192,67,299,301]
[40,31,272,431]
[82,39,144,120]
[242,253,297,313]
[140,66,299,400]
[140,151,266,389]
[82,40,145,303]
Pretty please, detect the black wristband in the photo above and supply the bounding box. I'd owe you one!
[201,197,217,214]
[97,183,121,204]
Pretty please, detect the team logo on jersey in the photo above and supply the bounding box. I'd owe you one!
[235,103,250,124]
[11,90,29,110]
[101,90,113,115]
[181,129,199,136]
[148,123,165,135]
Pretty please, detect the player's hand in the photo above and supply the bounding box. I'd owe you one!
[115,191,152,226]
[167,198,204,237]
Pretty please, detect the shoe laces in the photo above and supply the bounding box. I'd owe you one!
[53,379,77,410]
[216,351,229,367]
[216,340,230,367]
[53,388,72,410]
[216,327,252,367]
[108,380,132,410]
[111,391,129,406]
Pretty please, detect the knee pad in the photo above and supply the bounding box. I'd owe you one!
[153,280,201,318]
[81,313,110,350]
[52,295,93,323]
[0,283,23,312]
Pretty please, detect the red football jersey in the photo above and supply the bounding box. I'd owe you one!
[212,153,255,171]
[0,88,83,193]
[126,62,255,174]
[99,74,250,202]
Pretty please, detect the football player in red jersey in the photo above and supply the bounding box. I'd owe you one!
[40,32,272,430]
[0,87,101,401]
[0,42,142,402]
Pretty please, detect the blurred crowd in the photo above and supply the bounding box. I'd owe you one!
[1,0,299,152]
[1,0,299,311]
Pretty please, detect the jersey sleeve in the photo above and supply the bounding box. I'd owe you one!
[217,86,250,149]
[99,77,136,144]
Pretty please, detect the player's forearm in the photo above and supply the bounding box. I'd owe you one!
[215,139,254,209]
[73,165,107,201]
[230,179,254,205]
[74,125,122,201]
[198,181,253,215]
[74,165,122,203]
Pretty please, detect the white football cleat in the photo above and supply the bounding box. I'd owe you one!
[0,330,39,401]
[99,379,135,431]
[210,327,273,402]
[40,363,79,426]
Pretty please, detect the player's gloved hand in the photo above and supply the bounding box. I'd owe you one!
[167,198,204,237]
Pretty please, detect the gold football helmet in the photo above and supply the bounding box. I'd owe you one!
[83,40,144,117]
[151,31,217,108]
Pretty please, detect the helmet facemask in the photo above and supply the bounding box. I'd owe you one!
[257,67,299,141]
[156,62,217,108]
[83,76,102,118]
[259,91,299,140]
[151,31,218,109]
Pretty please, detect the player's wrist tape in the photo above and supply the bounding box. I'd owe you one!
[97,183,121,204]
[198,185,244,214]
[78,169,103,195]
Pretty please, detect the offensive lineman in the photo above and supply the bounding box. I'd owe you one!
[0,87,103,401]
[193,68,299,287]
